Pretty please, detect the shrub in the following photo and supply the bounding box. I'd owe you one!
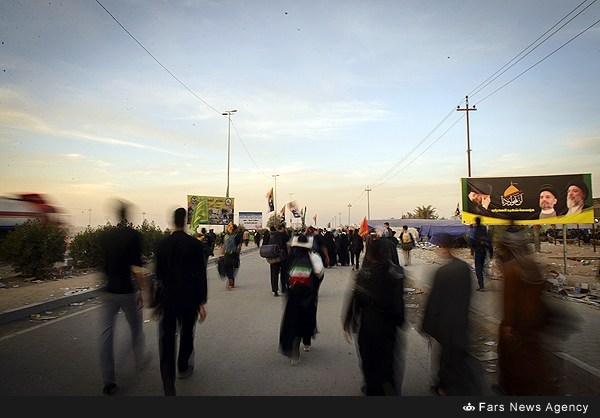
[0,219,68,279]
[68,225,114,269]
[136,219,166,258]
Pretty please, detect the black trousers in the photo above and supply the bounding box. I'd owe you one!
[270,260,288,293]
[158,305,198,396]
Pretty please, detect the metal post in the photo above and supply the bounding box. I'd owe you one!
[365,187,371,220]
[222,109,237,197]
[347,203,352,225]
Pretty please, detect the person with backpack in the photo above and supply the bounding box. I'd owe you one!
[279,233,324,365]
[222,223,242,289]
[399,225,415,266]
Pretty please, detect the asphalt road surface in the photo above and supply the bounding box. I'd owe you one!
[0,249,499,397]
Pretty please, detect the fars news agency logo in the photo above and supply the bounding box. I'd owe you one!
[463,403,476,412]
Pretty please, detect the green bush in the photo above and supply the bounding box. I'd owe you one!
[0,219,68,279]
[68,225,113,269]
[136,219,167,259]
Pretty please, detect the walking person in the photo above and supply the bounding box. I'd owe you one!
[420,233,483,396]
[349,228,364,270]
[279,233,324,365]
[268,223,290,296]
[342,238,406,396]
[494,225,560,395]
[222,222,242,289]
[97,199,150,396]
[399,225,415,266]
[472,216,493,291]
[154,207,207,396]
[196,227,212,270]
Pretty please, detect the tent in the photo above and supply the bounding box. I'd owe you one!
[369,218,469,244]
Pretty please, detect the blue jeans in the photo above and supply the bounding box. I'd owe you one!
[98,291,146,386]
[474,250,486,289]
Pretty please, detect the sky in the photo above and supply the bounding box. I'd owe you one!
[1,0,599,230]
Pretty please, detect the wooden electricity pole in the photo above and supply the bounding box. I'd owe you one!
[457,95,477,177]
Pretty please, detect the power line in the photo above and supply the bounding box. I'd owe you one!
[468,0,597,100]
[95,0,221,115]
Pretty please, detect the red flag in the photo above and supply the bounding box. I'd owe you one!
[358,216,369,238]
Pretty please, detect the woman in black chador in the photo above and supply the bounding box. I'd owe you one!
[342,239,406,396]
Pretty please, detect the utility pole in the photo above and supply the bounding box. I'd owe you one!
[365,186,371,220]
[339,212,342,227]
[457,95,476,177]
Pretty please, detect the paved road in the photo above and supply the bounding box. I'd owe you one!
[0,248,458,396]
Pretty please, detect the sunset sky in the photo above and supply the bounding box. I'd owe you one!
[2,0,599,230]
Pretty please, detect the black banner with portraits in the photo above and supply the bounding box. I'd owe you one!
[461,173,593,225]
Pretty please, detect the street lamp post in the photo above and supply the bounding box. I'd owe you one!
[347,203,352,226]
[365,186,371,220]
[272,174,279,223]
[222,109,237,197]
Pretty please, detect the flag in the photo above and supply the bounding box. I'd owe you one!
[312,213,317,225]
[358,216,369,238]
[266,187,274,212]
[454,202,461,218]
[287,200,301,218]
[301,206,306,227]
[279,204,286,224]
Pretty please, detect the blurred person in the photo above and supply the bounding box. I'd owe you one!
[342,239,406,396]
[154,207,207,396]
[242,228,250,246]
[399,225,415,266]
[306,225,329,268]
[471,216,493,292]
[253,230,261,247]
[195,227,212,270]
[420,233,483,396]
[349,228,364,270]
[268,223,290,296]
[380,227,400,266]
[98,199,150,396]
[222,222,242,289]
[207,228,217,256]
[494,225,560,395]
[279,233,324,365]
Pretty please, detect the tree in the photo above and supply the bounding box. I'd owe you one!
[412,205,439,219]
[0,219,68,279]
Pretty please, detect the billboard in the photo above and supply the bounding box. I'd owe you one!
[187,195,234,231]
[461,173,593,225]
[238,211,263,230]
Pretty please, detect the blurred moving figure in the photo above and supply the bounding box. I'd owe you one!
[495,226,560,395]
[98,199,149,396]
[342,239,406,396]
[154,207,207,396]
[420,233,483,396]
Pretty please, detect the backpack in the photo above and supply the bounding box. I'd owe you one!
[401,232,413,244]
[287,251,314,292]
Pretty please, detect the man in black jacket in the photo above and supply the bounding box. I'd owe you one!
[154,207,207,396]
[98,200,150,396]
